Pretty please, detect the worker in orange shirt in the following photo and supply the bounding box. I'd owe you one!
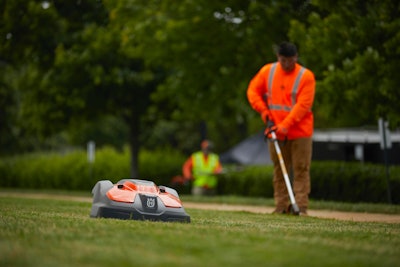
[182,140,223,196]
[247,42,316,215]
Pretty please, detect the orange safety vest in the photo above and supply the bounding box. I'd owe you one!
[247,62,316,140]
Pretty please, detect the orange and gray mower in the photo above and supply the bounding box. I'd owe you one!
[90,179,190,222]
[266,128,300,215]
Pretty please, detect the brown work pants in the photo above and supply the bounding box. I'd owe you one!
[268,137,312,210]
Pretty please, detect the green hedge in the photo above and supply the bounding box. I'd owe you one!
[0,147,185,191]
[309,162,398,204]
[217,162,399,204]
[0,148,399,204]
[217,165,274,197]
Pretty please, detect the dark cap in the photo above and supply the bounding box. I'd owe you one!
[276,42,297,57]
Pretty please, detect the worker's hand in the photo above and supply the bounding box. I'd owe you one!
[171,175,191,186]
[264,123,288,140]
[264,119,275,139]
[275,124,288,136]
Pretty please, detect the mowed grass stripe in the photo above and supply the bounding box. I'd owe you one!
[0,196,399,267]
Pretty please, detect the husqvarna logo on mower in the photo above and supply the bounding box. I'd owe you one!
[139,194,157,211]
[147,197,155,208]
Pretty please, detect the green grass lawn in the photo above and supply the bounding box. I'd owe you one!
[1,195,399,267]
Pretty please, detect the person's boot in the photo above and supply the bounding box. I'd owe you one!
[299,207,308,216]
[272,207,287,214]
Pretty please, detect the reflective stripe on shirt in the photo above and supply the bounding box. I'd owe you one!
[267,64,306,111]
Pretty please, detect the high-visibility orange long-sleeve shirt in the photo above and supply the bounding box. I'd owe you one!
[247,62,316,140]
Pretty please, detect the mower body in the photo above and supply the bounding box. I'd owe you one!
[90,179,190,222]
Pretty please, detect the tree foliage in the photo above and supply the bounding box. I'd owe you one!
[289,0,400,128]
[109,0,313,151]
[1,0,400,175]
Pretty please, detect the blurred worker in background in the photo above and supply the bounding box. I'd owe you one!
[182,140,223,196]
[247,42,316,215]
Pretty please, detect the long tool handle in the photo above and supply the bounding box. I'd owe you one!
[270,131,299,212]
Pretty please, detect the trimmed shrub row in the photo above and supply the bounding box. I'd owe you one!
[309,162,398,204]
[0,147,184,191]
[217,162,399,204]
[0,148,398,204]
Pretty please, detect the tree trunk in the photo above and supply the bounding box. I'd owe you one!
[128,115,140,178]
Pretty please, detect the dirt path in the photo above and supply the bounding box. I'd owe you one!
[184,202,400,224]
[1,192,399,224]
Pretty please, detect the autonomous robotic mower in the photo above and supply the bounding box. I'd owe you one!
[90,179,190,222]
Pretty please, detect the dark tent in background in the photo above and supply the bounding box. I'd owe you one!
[220,131,272,165]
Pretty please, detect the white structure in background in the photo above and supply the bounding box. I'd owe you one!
[87,141,96,163]
[312,127,400,164]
